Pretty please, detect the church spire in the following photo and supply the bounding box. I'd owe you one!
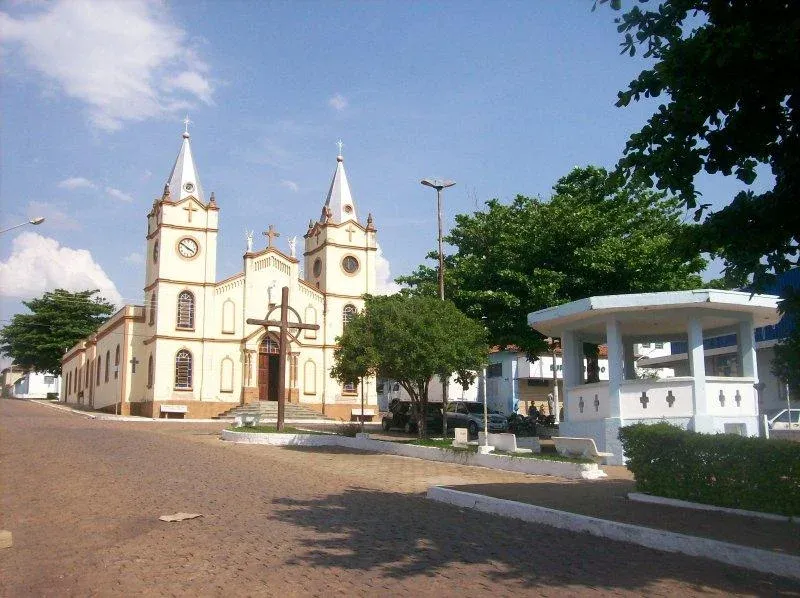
[165,117,205,203]
[322,141,358,224]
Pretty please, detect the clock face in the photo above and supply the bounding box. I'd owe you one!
[178,237,199,258]
[184,182,195,193]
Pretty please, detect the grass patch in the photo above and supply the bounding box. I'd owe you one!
[229,425,328,435]
[407,438,478,453]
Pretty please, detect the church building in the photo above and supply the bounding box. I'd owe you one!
[60,127,378,420]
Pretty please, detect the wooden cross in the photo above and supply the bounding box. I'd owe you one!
[246,286,320,431]
[345,224,357,242]
[183,203,198,222]
[263,225,280,248]
[130,357,140,373]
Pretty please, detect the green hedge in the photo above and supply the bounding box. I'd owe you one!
[618,423,800,516]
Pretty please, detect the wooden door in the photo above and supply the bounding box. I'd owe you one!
[258,335,281,401]
[258,352,270,401]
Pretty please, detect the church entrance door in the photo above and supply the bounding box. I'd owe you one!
[258,335,281,401]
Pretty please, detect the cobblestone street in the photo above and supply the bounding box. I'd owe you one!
[2,400,798,597]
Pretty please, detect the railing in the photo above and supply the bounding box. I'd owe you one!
[621,377,694,419]
[705,377,756,416]
[566,382,610,421]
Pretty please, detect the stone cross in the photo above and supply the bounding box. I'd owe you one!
[246,286,320,431]
[130,357,140,373]
[263,225,280,248]
[183,203,198,222]
[345,224,357,242]
[639,391,649,409]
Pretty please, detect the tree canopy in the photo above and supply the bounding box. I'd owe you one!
[0,289,115,374]
[602,0,799,286]
[398,166,705,356]
[331,294,488,436]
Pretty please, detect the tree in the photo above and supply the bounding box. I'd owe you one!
[0,289,115,374]
[600,0,800,383]
[398,166,705,357]
[331,295,488,437]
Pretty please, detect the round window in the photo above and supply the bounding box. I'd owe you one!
[313,258,322,277]
[184,182,195,193]
[343,205,353,214]
[342,255,359,274]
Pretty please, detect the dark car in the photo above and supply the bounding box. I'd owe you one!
[381,400,443,433]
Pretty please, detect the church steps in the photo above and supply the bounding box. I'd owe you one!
[216,402,338,422]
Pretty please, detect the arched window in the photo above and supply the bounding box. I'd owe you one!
[175,350,192,389]
[149,292,156,326]
[96,356,102,386]
[343,304,357,327]
[221,299,235,333]
[304,306,317,339]
[85,363,90,387]
[261,335,280,354]
[177,291,195,329]
[147,355,154,388]
[114,345,120,379]
[220,358,234,392]
[105,350,110,382]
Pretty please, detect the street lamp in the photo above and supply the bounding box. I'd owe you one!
[0,217,45,235]
[545,337,561,425]
[421,178,455,440]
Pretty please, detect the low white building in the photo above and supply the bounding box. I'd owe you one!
[13,372,61,399]
[528,289,780,465]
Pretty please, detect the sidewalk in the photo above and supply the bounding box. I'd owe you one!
[442,468,799,557]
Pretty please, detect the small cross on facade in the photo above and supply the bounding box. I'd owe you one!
[130,357,140,373]
[593,394,600,412]
[578,396,585,414]
[183,203,198,222]
[666,390,676,407]
[263,225,280,248]
[735,390,742,406]
[345,224,357,242]
[639,391,649,409]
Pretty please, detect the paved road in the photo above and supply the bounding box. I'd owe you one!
[1,400,797,597]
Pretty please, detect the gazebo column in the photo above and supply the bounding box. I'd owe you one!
[560,330,581,421]
[688,315,712,432]
[738,315,758,380]
[623,337,636,380]
[605,319,624,419]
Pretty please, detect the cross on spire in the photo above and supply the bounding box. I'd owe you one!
[263,224,280,248]
[183,114,192,135]
[337,139,344,156]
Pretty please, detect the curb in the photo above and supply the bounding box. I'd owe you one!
[426,486,800,582]
[628,492,800,524]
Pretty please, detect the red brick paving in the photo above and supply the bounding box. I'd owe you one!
[2,399,798,597]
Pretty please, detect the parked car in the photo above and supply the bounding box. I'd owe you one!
[381,400,443,433]
[766,408,800,429]
[446,400,508,436]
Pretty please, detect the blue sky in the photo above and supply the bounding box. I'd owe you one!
[0,1,771,357]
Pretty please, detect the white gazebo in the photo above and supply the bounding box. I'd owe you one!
[527,290,780,465]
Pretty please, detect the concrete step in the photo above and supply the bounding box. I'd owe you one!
[217,402,338,422]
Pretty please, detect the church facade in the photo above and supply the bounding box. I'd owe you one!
[60,128,378,420]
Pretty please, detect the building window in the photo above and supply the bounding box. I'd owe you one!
[487,363,502,378]
[85,363,90,387]
[343,304,357,328]
[303,360,316,395]
[343,381,356,394]
[114,345,120,379]
[641,343,651,348]
[66,372,71,394]
[177,291,195,329]
[96,357,101,386]
[105,350,110,383]
[221,299,235,333]
[654,342,664,349]
[147,355,154,388]
[149,293,156,326]
[175,350,192,389]
[261,335,280,354]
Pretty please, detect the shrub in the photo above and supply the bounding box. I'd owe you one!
[619,423,800,516]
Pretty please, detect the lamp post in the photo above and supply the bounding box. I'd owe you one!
[421,178,456,440]
[0,217,45,235]
[546,337,561,425]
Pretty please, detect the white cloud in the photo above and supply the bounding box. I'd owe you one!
[281,180,299,192]
[0,232,122,305]
[106,187,133,202]
[26,201,80,231]
[58,176,96,190]
[0,0,214,131]
[328,93,348,112]
[123,252,143,265]
[375,243,401,295]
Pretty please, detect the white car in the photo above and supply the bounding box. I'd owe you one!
[766,408,800,429]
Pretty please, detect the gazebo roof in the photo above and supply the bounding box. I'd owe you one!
[527,289,780,340]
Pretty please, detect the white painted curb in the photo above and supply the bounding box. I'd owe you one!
[628,492,800,524]
[427,486,800,582]
[221,430,605,480]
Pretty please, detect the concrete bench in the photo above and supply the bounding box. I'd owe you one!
[234,413,261,427]
[160,404,187,419]
[351,408,375,421]
[477,432,537,454]
[553,436,614,464]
